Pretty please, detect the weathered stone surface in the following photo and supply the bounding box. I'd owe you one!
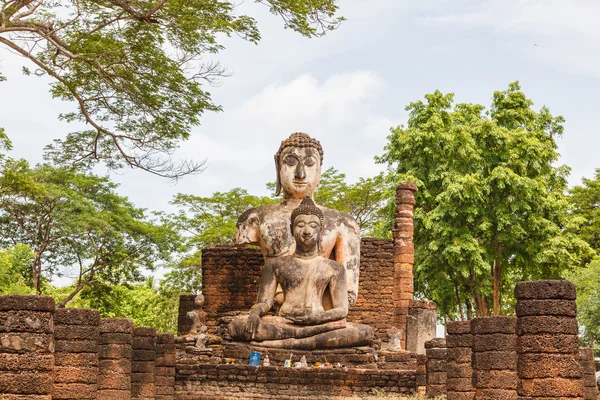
[471,316,517,334]
[53,308,100,325]
[514,280,576,300]
[0,295,55,312]
[0,371,53,394]
[515,299,577,317]
[0,353,54,371]
[472,333,517,352]
[99,318,133,334]
[517,316,578,335]
[406,300,436,354]
[0,332,54,353]
[0,311,53,333]
[517,333,580,353]
[473,351,518,371]
[447,320,471,335]
[518,377,583,397]
[474,370,519,389]
[518,353,582,378]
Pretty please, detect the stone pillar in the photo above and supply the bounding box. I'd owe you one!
[0,295,55,399]
[515,280,583,399]
[177,294,196,336]
[578,348,599,400]
[155,333,176,400]
[393,181,417,349]
[425,338,447,397]
[472,317,518,400]
[446,320,474,400]
[98,318,134,400]
[132,327,156,400]
[406,300,436,354]
[52,308,100,399]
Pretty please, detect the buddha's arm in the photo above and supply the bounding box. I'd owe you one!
[316,267,349,323]
[334,217,361,306]
[246,263,277,335]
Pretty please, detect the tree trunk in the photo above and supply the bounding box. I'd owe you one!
[492,258,502,316]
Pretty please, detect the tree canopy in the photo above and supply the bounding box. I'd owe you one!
[377,82,592,319]
[0,0,343,178]
[0,159,179,306]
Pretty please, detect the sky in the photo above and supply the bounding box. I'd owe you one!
[1,1,599,309]
[1,0,599,214]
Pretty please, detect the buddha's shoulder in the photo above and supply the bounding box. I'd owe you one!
[319,206,359,233]
[236,204,284,226]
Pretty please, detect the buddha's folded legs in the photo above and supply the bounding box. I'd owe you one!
[228,315,346,341]
[249,322,374,350]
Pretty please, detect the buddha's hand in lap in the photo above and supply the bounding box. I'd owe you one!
[246,312,261,337]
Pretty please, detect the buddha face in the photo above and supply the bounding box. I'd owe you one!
[292,214,321,252]
[278,146,321,199]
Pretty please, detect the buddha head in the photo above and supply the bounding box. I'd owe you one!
[291,197,324,254]
[274,132,324,199]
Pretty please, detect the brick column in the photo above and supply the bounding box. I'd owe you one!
[155,333,176,400]
[0,295,55,399]
[177,295,196,336]
[425,338,447,397]
[98,318,134,400]
[578,348,599,400]
[132,327,156,400]
[393,181,417,349]
[415,354,427,395]
[515,280,583,399]
[52,308,100,399]
[446,320,474,400]
[472,317,518,400]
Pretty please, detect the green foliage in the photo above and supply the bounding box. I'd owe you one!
[0,244,35,294]
[0,0,343,178]
[0,160,180,306]
[378,82,591,318]
[79,278,178,333]
[569,259,600,347]
[569,169,600,254]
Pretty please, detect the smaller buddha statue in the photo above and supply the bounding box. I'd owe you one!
[228,197,373,349]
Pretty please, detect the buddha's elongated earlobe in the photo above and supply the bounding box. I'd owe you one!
[274,154,282,196]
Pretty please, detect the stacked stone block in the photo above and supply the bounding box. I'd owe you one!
[578,348,599,400]
[472,316,518,400]
[392,182,417,349]
[0,295,55,400]
[425,338,447,396]
[52,308,100,399]
[515,280,583,399]
[406,299,436,354]
[98,318,134,400]
[155,333,176,400]
[415,354,427,395]
[446,320,474,400]
[132,327,156,400]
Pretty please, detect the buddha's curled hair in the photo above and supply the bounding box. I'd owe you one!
[291,197,324,227]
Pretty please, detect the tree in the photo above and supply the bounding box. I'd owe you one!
[569,169,600,255]
[377,82,591,319]
[0,0,343,178]
[569,259,600,349]
[0,160,179,306]
[0,244,34,294]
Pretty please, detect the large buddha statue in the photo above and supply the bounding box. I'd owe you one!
[229,197,373,349]
[235,132,361,307]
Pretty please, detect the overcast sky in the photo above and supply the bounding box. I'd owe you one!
[2,0,599,215]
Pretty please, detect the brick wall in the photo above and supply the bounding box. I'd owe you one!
[199,238,396,340]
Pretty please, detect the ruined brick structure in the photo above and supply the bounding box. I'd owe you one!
[423,280,600,400]
[0,295,176,400]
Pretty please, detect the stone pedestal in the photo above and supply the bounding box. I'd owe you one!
[155,333,176,400]
[52,308,100,399]
[472,316,518,400]
[515,280,583,399]
[405,300,436,354]
[0,295,55,400]
[393,181,417,349]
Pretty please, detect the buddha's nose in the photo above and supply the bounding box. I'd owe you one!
[295,163,306,179]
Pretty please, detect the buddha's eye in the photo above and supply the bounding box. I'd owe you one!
[295,222,306,228]
[284,155,298,166]
[304,157,316,167]
[309,222,319,228]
